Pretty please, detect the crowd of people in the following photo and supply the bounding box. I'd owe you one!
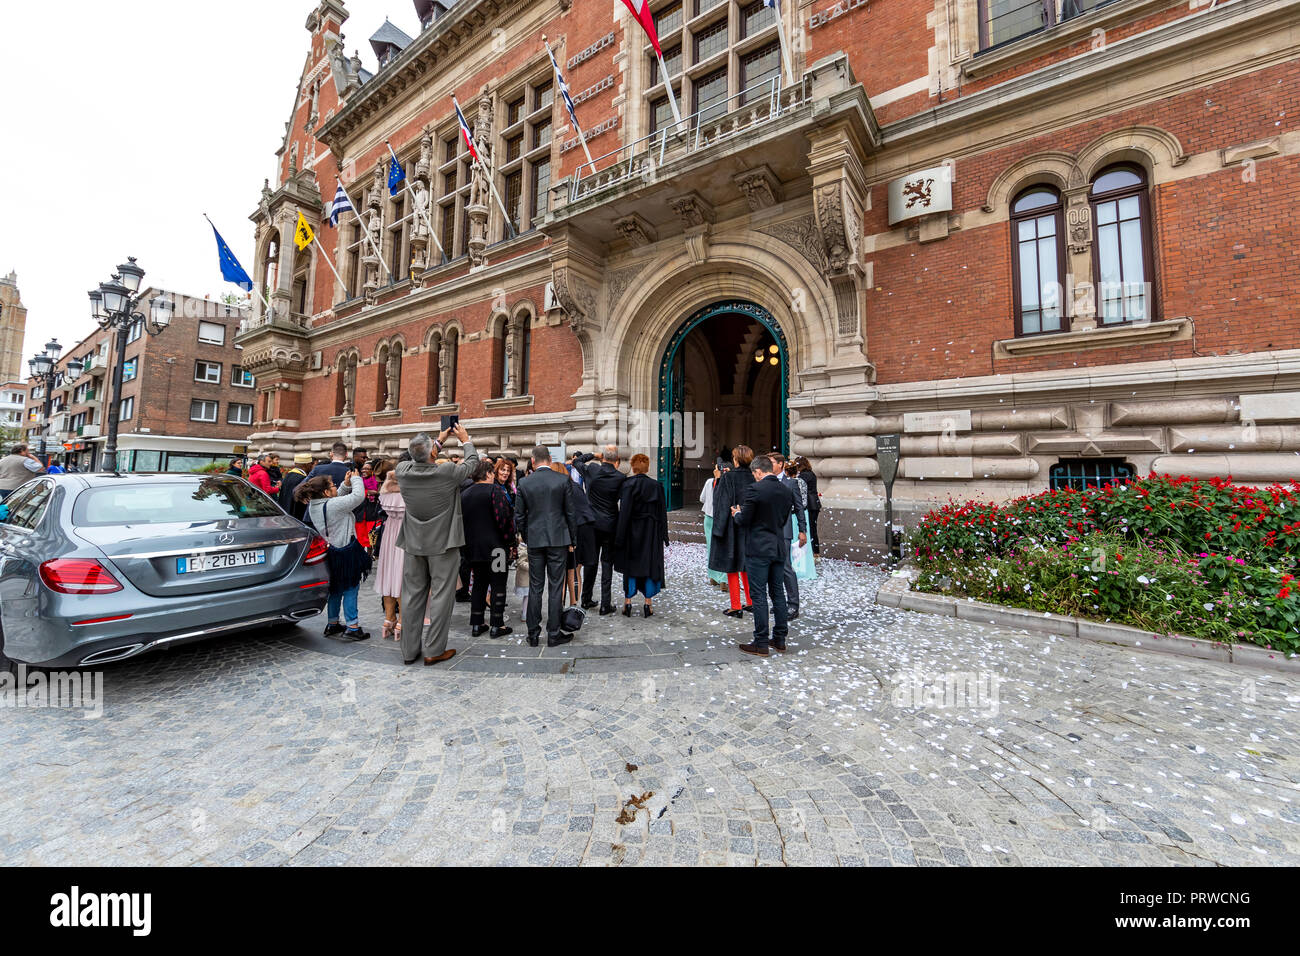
[223,433,824,661]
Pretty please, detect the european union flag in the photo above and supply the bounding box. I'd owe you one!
[210,222,253,290]
[388,156,406,196]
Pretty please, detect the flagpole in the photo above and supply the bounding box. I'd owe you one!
[453,96,517,240]
[385,140,447,266]
[308,232,348,295]
[657,52,684,128]
[204,213,273,314]
[772,8,795,85]
[543,35,598,177]
[336,176,393,280]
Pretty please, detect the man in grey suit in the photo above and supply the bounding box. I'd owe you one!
[770,453,807,619]
[395,425,479,666]
[514,445,577,647]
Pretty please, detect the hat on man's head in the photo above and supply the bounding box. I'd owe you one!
[293,453,314,465]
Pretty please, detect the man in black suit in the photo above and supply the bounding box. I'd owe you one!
[583,444,627,615]
[514,445,577,647]
[770,453,807,619]
[731,455,797,657]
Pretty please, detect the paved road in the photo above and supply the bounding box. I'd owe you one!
[1,543,1296,866]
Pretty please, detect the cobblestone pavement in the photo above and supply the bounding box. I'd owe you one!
[2,543,1297,866]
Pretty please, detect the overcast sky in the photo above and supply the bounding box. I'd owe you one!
[0,0,407,372]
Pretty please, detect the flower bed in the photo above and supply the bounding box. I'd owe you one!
[910,475,1300,654]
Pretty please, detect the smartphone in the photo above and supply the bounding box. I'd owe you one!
[441,414,460,431]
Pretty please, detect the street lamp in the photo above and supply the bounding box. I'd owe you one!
[27,339,82,466]
[86,257,170,472]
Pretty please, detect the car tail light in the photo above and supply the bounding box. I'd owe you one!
[303,535,329,566]
[39,559,124,594]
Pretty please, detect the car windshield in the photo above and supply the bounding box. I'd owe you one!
[73,478,283,526]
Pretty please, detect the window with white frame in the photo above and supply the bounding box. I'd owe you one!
[195,360,222,383]
[232,366,255,388]
[644,0,782,135]
[190,399,219,422]
[119,396,134,421]
[198,321,225,345]
[127,320,143,343]
[122,358,138,383]
[228,403,254,426]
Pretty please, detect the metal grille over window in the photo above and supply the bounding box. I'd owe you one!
[1049,459,1134,492]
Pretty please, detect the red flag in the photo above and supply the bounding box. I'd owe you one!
[621,0,662,58]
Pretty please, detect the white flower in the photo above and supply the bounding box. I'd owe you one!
[1203,603,1215,611]
[1136,575,1151,585]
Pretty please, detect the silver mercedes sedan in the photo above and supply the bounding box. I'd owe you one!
[0,473,330,669]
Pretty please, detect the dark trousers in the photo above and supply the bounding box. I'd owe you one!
[456,548,471,597]
[745,556,789,648]
[808,509,821,555]
[782,539,800,612]
[582,528,617,608]
[527,546,568,638]
[469,560,508,628]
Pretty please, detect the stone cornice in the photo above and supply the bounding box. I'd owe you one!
[316,0,521,149]
[993,316,1194,359]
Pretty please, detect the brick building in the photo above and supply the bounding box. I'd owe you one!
[238,0,1300,554]
[0,272,29,386]
[25,291,257,472]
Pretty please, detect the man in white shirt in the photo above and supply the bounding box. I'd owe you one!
[0,444,46,500]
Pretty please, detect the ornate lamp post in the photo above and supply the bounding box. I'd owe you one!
[87,258,173,472]
[27,339,82,466]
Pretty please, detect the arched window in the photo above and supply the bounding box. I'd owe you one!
[1090,165,1152,325]
[444,328,459,405]
[1011,186,1065,336]
[426,332,442,407]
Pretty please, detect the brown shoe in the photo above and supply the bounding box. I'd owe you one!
[770,642,787,653]
[738,642,769,657]
[424,649,457,666]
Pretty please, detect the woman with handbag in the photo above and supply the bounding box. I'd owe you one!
[372,459,405,641]
[353,461,382,549]
[785,461,818,582]
[296,470,372,642]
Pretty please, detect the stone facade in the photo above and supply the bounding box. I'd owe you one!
[238,0,1300,555]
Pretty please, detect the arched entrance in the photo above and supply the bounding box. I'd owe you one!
[657,300,789,510]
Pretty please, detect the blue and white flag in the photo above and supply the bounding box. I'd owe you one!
[388,156,406,196]
[329,182,354,227]
[544,41,582,134]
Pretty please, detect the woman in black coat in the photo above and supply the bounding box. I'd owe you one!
[614,454,669,618]
[795,456,821,555]
[708,444,756,617]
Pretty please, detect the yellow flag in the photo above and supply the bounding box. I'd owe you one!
[294,213,315,251]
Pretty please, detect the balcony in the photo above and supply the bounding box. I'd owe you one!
[544,54,878,248]
[84,353,108,378]
[77,424,101,439]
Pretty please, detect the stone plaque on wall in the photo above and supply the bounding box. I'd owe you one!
[903,410,971,434]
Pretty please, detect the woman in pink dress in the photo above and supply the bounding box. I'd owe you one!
[372,459,407,641]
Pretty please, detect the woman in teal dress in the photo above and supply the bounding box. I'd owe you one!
[785,461,818,581]
[700,460,728,587]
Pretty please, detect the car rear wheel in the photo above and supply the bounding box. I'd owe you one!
[0,623,17,679]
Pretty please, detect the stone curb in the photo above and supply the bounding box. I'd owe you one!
[876,574,1300,674]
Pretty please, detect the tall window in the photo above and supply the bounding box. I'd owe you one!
[389,195,409,280]
[1010,186,1065,336]
[1090,165,1152,325]
[643,0,784,134]
[437,134,471,258]
[500,75,556,233]
[119,397,134,421]
[978,0,1110,51]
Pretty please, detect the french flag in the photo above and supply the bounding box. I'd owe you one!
[621,0,662,58]
[453,97,480,164]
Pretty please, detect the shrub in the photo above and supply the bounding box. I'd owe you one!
[911,475,1300,653]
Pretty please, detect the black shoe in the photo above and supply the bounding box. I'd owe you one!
[342,627,370,642]
[788,610,800,621]
[455,591,471,603]
[581,599,598,610]
[599,605,617,616]
[723,608,744,619]
[742,604,754,613]
[622,605,632,617]
[471,624,489,637]
[643,605,653,618]
[547,632,574,648]
[490,626,513,639]
[738,642,769,657]
[528,634,540,647]
[323,622,346,637]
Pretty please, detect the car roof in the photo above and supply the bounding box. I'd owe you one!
[50,473,245,490]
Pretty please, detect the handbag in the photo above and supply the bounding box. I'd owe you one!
[561,604,586,633]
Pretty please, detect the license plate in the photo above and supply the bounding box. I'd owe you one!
[177,550,266,574]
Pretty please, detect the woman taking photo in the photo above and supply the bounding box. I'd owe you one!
[296,470,371,642]
[709,445,755,618]
[372,458,406,641]
[614,454,669,617]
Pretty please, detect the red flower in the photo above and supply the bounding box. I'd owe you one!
[1280,587,1292,600]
